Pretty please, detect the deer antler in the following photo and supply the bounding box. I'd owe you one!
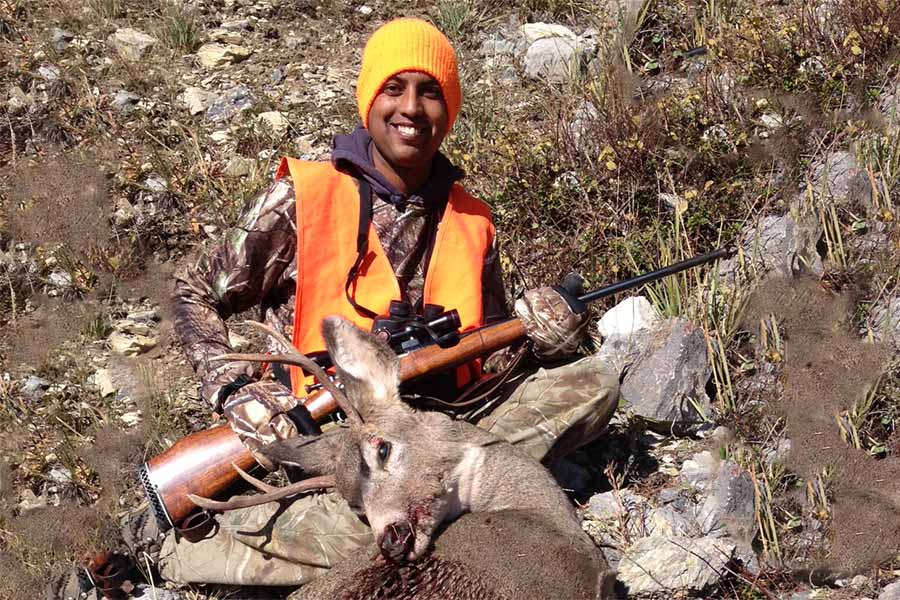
[188,472,336,511]
[213,320,363,427]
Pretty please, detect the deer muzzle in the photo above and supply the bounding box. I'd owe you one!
[379,520,414,562]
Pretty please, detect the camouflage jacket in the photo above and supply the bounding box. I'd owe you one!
[173,174,509,409]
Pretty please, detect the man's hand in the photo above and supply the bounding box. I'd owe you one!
[221,380,302,469]
[514,283,588,362]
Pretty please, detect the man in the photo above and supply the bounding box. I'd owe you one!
[156,17,619,588]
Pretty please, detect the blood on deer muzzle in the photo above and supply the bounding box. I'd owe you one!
[379,520,414,562]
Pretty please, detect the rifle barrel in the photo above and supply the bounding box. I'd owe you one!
[578,247,732,304]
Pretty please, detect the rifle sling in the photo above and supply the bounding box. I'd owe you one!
[344,178,378,319]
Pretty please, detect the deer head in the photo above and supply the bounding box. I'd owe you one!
[275,316,476,562]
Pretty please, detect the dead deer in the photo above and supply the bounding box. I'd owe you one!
[193,317,614,599]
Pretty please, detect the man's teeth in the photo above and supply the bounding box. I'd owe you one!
[396,125,421,137]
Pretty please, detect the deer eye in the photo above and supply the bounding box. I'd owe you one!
[377,440,391,465]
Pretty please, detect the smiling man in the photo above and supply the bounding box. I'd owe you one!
[140,17,621,591]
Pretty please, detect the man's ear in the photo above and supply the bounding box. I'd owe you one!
[321,316,401,415]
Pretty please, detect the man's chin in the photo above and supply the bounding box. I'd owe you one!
[388,152,433,171]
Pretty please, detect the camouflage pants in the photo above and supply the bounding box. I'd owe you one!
[157,354,620,587]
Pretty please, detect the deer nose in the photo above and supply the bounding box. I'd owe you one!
[379,521,413,562]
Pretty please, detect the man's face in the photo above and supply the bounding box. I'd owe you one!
[368,71,450,172]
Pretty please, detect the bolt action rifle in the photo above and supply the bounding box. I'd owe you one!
[140,248,731,531]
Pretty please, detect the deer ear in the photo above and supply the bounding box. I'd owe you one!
[259,431,344,476]
[322,316,401,414]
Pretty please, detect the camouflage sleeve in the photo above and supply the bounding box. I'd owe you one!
[173,176,297,408]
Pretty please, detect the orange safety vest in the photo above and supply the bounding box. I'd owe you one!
[275,157,495,397]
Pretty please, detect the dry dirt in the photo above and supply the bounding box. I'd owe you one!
[1,152,177,365]
[745,276,898,573]
[5,153,113,259]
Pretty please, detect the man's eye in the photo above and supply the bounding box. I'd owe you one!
[422,87,443,99]
[383,83,403,96]
[377,440,391,465]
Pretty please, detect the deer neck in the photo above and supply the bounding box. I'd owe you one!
[445,445,487,516]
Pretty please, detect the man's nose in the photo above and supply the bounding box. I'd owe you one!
[400,88,423,116]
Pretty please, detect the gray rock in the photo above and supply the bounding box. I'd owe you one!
[37,64,61,81]
[594,328,651,375]
[17,488,48,512]
[206,85,254,123]
[799,56,827,79]
[6,85,33,114]
[597,296,661,341]
[113,198,139,226]
[221,18,253,31]
[656,487,693,512]
[717,212,823,285]
[111,90,140,114]
[131,585,183,600]
[51,28,75,53]
[208,28,246,44]
[680,450,719,491]
[181,86,217,116]
[48,466,72,484]
[567,101,598,149]
[257,110,289,136]
[618,535,735,594]
[223,156,256,178]
[880,580,900,600]
[108,28,158,61]
[646,505,697,537]
[88,368,117,397]
[121,410,142,427]
[696,461,756,543]
[810,150,871,208]
[619,318,712,430]
[588,490,651,541]
[143,175,168,193]
[523,35,589,82]
[108,332,158,356]
[479,35,516,58]
[589,489,649,520]
[126,309,160,323]
[271,67,285,83]
[196,42,253,68]
[48,270,73,289]
[116,319,153,336]
[21,376,50,401]
[869,296,900,350]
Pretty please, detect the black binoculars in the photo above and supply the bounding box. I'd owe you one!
[371,300,462,353]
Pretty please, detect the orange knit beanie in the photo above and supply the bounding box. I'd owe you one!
[357,18,461,130]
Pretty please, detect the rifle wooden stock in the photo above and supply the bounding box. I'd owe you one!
[140,318,527,529]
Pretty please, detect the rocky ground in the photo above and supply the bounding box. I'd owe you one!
[2,0,900,598]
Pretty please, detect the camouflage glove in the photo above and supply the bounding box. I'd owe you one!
[221,380,303,470]
[201,358,257,410]
[514,284,588,362]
